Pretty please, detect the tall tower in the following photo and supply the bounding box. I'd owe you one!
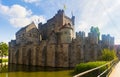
[57,10,75,43]
[71,12,75,25]
[60,23,74,43]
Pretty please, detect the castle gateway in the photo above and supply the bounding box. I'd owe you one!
[9,10,114,67]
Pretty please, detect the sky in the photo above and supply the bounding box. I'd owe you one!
[0,0,120,44]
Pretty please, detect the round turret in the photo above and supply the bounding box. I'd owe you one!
[60,23,74,43]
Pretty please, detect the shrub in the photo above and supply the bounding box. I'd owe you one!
[2,58,8,62]
[74,61,108,74]
[101,49,117,61]
[0,58,8,63]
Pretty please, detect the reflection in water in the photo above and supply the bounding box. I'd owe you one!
[0,63,73,77]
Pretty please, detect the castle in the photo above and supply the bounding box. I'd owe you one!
[9,10,114,67]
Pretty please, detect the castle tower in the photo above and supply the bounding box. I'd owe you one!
[57,10,75,44]
[60,23,74,43]
[71,12,75,25]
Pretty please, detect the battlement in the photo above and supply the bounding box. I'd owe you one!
[57,9,64,15]
[9,40,16,47]
[76,31,85,38]
[102,34,114,47]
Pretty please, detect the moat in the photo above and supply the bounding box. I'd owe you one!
[0,63,73,77]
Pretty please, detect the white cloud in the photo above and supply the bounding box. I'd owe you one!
[9,18,30,27]
[9,5,32,18]
[75,21,90,32]
[75,0,109,32]
[0,4,46,28]
[23,0,40,3]
[30,15,46,23]
[23,0,40,6]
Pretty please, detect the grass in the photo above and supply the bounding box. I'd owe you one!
[74,61,109,75]
[0,58,8,63]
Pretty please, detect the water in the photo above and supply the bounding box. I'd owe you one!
[0,63,73,77]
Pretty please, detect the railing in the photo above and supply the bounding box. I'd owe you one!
[106,59,118,77]
[97,59,118,77]
[73,59,118,77]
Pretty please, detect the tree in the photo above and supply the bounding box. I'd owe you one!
[90,26,100,40]
[101,49,117,61]
[0,42,8,59]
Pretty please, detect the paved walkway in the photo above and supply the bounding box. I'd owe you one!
[109,61,120,77]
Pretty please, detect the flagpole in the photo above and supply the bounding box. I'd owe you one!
[63,4,66,11]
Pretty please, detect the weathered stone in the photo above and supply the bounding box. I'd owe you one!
[46,44,55,67]
[9,9,115,67]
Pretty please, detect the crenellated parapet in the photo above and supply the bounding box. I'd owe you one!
[101,34,114,49]
[76,31,85,39]
[88,31,98,44]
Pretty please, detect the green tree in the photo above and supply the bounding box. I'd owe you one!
[90,26,100,40]
[101,49,117,61]
[0,42,8,60]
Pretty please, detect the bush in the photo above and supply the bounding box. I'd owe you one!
[2,58,8,62]
[74,61,108,74]
[101,49,117,61]
[0,58,8,63]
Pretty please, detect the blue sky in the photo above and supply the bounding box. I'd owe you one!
[0,0,120,44]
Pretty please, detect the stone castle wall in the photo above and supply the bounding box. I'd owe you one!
[9,10,114,67]
[9,42,79,67]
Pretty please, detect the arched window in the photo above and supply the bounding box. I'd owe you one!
[68,23,71,26]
